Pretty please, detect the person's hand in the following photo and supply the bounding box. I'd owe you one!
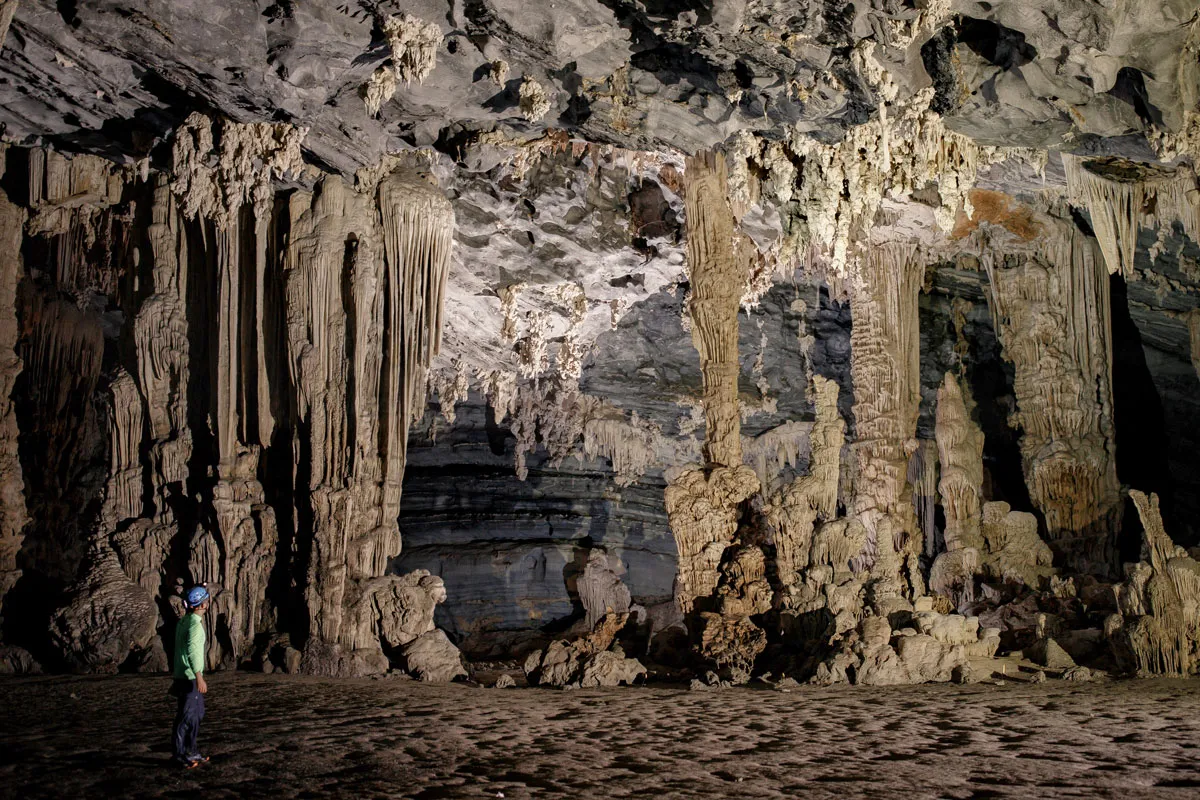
[197,674,208,695]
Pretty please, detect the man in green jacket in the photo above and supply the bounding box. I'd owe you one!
[171,585,211,768]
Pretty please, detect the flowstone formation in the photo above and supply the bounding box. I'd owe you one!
[0,118,461,679]
[984,219,1121,575]
[665,150,765,681]
[284,168,456,675]
[1108,491,1200,676]
[0,0,1199,690]
[847,242,926,608]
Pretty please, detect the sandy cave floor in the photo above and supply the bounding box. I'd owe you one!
[2,674,1200,799]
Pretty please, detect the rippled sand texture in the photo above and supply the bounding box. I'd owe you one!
[3,675,1200,799]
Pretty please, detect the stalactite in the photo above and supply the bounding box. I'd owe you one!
[21,292,105,471]
[984,222,1120,575]
[663,150,770,680]
[1064,155,1200,278]
[582,410,661,487]
[498,283,522,344]
[682,151,745,470]
[1063,156,1143,279]
[848,242,924,603]
[377,170,453,534]
[25,149,128,295]
[743,421,813,492]
[100,369,144,528]
[171,114,304,666]
[779,83,1043,277]
[430,360,469,425]
[519,77,553,122]
[934,372,984,552]
[284,175,368,649]
[382,14,443,85]
[134,177,190,460]
[363,66,397,117]
[0,1,17,50]
[482,368,517,423]
[0,188,25,622]
[908,440,939,558]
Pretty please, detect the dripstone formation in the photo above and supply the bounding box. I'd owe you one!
[0,0,1199,686]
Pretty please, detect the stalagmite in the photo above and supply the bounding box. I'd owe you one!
[578,549,633,631]
[0,188,24,623]
[979,501,1055,587]
[666,151,760,614]
[48,542,157,672]
[524,612,646,688]
[48,369,160,671]
[765,375,843,602]
[848,242,924,605]
[930,372,984,605]
[1107,491,1200,676]
[985,221,1120,574]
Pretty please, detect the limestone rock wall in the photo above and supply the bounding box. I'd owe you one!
[0,130,456,675]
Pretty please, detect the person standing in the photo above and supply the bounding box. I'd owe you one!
[171,585,211,768]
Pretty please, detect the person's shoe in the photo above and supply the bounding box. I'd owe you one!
[184,754,210,768]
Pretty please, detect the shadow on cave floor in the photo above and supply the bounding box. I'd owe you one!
[4,673,1200,798]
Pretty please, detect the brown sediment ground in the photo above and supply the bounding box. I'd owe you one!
[2,674,1200,799]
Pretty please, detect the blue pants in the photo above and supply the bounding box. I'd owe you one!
[171,679,205,761]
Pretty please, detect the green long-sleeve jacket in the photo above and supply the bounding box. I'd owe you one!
[173,612,206,680]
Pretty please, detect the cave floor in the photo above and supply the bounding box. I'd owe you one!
[2,674,1200,799]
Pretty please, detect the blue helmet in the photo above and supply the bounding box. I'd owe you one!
[186,585,210,608]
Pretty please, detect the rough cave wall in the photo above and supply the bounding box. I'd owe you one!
[0,134,457,674]
[397,278,853,657]
[1121,231,1200,549]
[0,0,1197,679]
